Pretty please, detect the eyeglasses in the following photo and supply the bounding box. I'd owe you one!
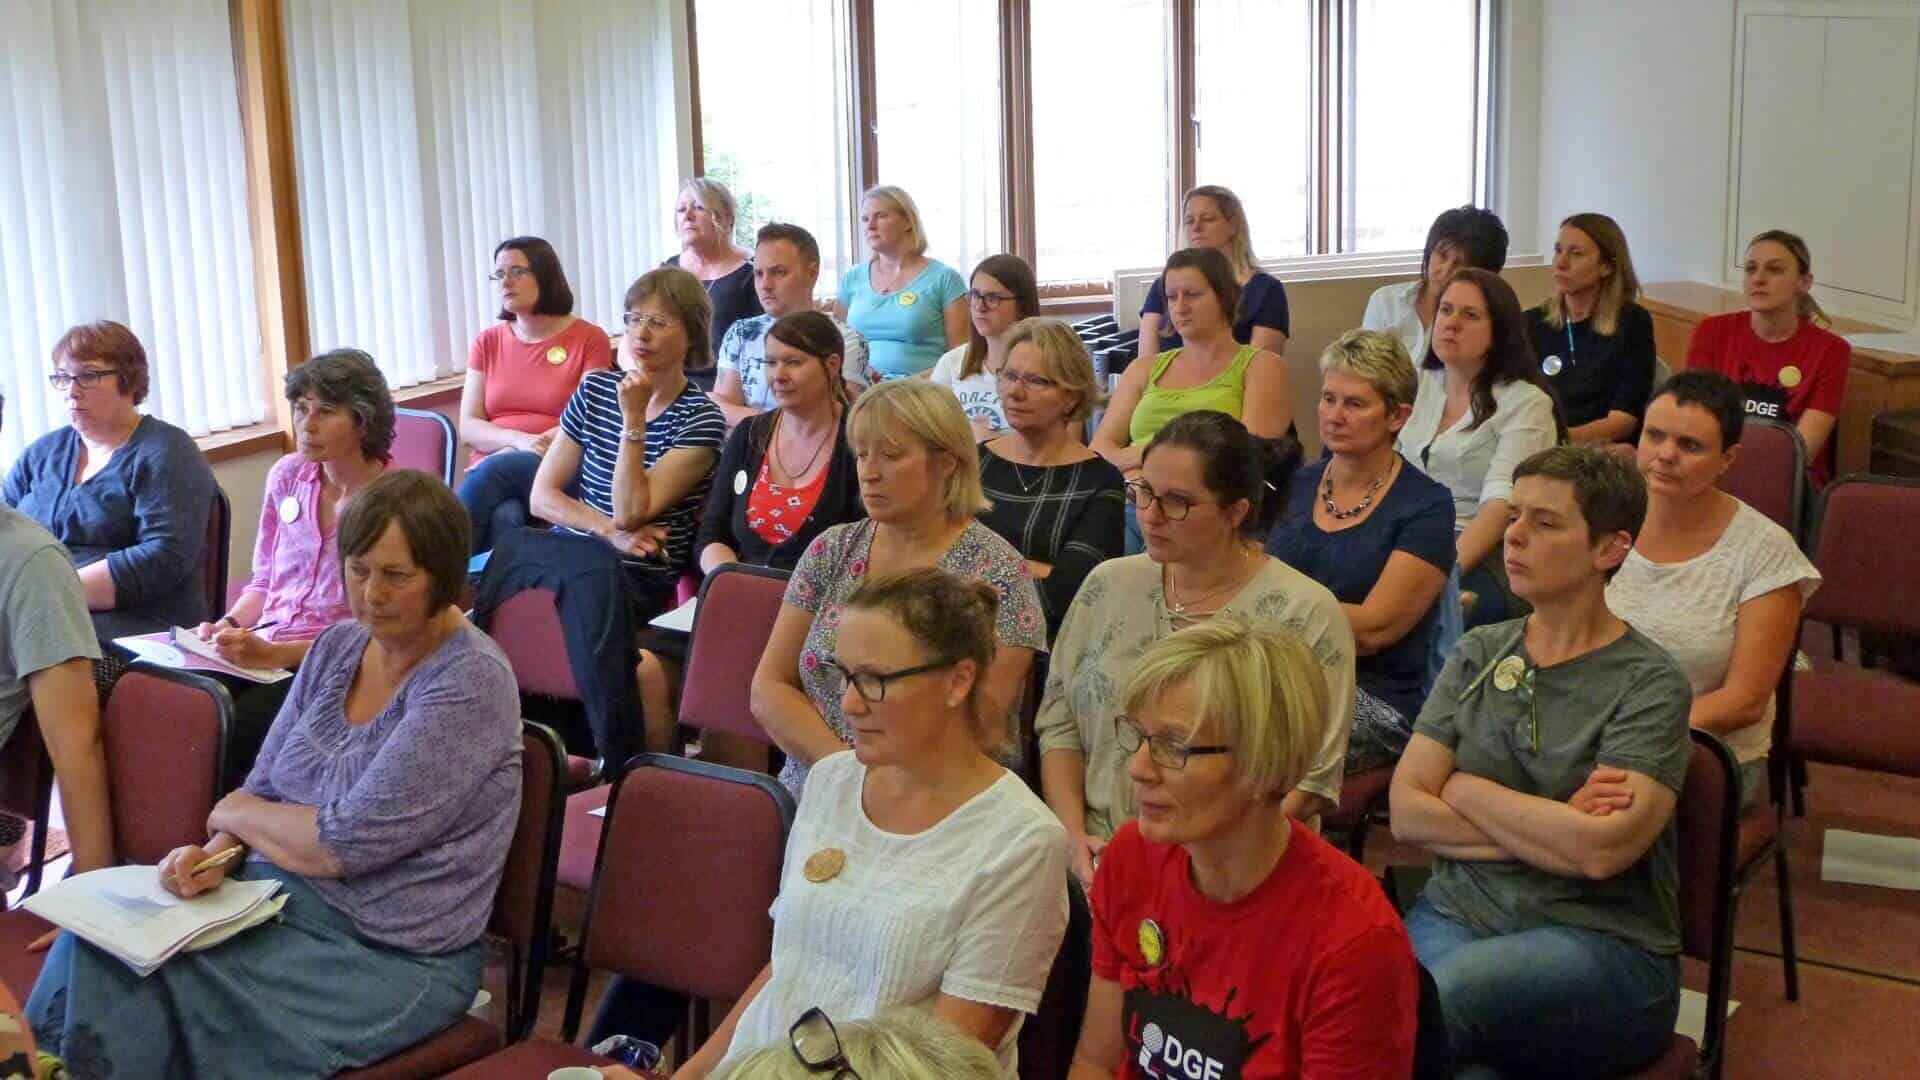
[622,312,680,332]
[1114,715,1230,770]
[486,266,534,283]
[993,368,1060,392]
[48,369,117,392]
[1123,480,1214,522]
[824,657,955,705]
[966,288,1015,309]
[790,1007,862,1080]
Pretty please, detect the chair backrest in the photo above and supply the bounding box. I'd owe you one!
[205,485,232,620]
[392,407,458,487]
[679,565,791,743]
[1673,729,1740,1067]
[487,587,580,700]
[102,664,233,864]
[1017,875,1091,1080]
[1719,417,1807,543]
[1802,474,1920,636]
[578,754,795,1002]
[491,721,567,1040]
[0,711,53,824]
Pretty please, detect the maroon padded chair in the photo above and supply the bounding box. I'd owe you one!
[1325,765,1395,862]
[0,664,233,1000]
[338,720,567,1079]
[1717,416,1808,545]
[204,485,232,622]
[443,754,795,1078]
[485,587,601,790]
[392,407,457,487]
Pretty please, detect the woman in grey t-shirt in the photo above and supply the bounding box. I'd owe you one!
[1389,446,1692,1078]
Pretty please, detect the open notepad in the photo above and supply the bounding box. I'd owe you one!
[22,865,286,977]
[111,629,292,684]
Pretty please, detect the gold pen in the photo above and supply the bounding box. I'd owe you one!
[190,847,243,875]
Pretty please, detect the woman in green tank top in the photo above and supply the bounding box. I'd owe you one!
[1094,248,1292,551]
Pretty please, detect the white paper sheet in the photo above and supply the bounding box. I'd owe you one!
[23,865,284,976]
[1821,829,1920,891]
[1674,988,1740,1045]
[648,596,698,634]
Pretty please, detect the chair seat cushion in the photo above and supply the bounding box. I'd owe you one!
[335,1016,501,1079]
[558,784,612,893]
[1618,1034,1697,1078]
[1736,801,1779,869]
[1328,765,1394,831]
[440,1038,610,1078]
[0,911,53,1001]
[1792,663,1920,777]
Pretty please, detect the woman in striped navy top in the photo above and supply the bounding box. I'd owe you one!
[529,267,726,617]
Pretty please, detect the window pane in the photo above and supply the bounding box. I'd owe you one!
[1033,0,1172,284]
[1195,0,1313,258]
[697,0,857,287]
[873,0,1004,280]
[1348,0,1481,252]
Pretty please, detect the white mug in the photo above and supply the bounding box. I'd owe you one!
[548,1068,605,1080]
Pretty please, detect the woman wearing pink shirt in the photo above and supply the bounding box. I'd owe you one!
[192,349,394,785]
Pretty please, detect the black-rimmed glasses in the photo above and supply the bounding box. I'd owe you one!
[486,266,534,283]
[1123,480,1215,522]
[824,657,955,704]
[965,288,1014,309]
[790,1007,862,1079]
[48,369,117,392]
[1114,715,1230,770]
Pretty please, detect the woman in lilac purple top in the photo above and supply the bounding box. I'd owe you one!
[28,470,523,1079]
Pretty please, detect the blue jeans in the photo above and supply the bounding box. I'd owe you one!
[1405,899,1680,1079]
[457,450,543,554]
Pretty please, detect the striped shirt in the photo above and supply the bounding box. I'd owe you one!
[558,370,725,579]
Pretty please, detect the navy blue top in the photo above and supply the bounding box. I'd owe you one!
[1140,269,1291,351]
[1266,456,1455,720]
[1525,301,1657,435]
[3,415,217,638]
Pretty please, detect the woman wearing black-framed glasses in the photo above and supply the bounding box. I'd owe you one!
[927,255,1039,441]
[677,569,1067,1079]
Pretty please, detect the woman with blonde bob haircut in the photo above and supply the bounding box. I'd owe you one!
[1069,617,1419,1079]
[837,185,969,380]
[753,379,1046,796]
[707,1009,1001,1080]
[1526,211,1658,446]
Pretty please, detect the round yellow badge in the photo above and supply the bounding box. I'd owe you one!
[1138,919,1165,968]
[803,848,846,884]
[546,346,568,366]
[897,290,918,307]
[1779,365,1802,389]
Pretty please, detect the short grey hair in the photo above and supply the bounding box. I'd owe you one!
[1319,329,1419,414]
[284,349,397,462]
[682,176,741,237]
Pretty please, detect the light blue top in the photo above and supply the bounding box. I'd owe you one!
[838,259,966,379]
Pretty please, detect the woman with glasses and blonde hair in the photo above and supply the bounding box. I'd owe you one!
[928,254,1041,440]
[752,379,1045,797]
[699,1009,999,1080]
[1038,410,1354,891]
[1067,617,1418,1079]
[1686,228,1850,487]
[1526,212,1657,447]
[977,317,1125,639]
[1136,184,1292,361]
[835,185,968,381]
[665,177,763,388]
[682,569,1068,1079]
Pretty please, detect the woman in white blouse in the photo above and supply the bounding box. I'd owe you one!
[1361,206,1510,365]
[1397,268,1564,642]
[676,567,1069,1080]
[1607,371,1819,806]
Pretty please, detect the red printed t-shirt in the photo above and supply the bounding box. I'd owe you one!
[468,319,612,465]
[1686,312,1850,486]
[1091,820,1417,1080]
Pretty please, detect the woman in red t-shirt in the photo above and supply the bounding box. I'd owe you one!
[457,236,612,551]
[1068,617,1419,1080]
[1685,229,1850,487]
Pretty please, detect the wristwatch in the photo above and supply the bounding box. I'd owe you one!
[622,428,646,443]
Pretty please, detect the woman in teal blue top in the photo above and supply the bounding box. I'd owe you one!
[834,185,968,380]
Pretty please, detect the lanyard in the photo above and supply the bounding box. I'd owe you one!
[1565,321,1577,365]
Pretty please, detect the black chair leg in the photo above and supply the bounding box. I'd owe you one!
[1790,755,1808,818]
[1774,842,1800,1001]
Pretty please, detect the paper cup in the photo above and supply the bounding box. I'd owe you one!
[547,1069,604,1080]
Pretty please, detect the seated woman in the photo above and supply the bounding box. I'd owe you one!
[1362,205,1510,365]
[529,267,726,623]
[1136,184,1292,361]
[1390,446,1693,1079]
[192,349,393,787]
[1092,247,1292,553]
[1687,229,1850,488]
[457,236,611,553]
[679,568,1068,1079]
[1068,617,1419,1079]
[1267,330,1455,772]
[4,320,217,640]
[1527,212,1657,447]
[929,254,1041,440]
[835,185,968,381]
[27,470,523,1078]
[977,317,1125,640]
[1038,410,1354,890]
[752,379,1045,797]
[1397,268,1565,640]
[1608,371,1819,808]
[701,1009,1001,1080]
[665,177,763,390]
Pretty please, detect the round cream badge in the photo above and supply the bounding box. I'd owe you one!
[897,290,918,307]
[277,496,300,524]
[1492,655,1527,693]
[1779,365,1802,389]
[803,848,846,884]
[1138,919,1166,968]
[1541,355,1563,377]
[546,346,568,366]
[733,470,748,495]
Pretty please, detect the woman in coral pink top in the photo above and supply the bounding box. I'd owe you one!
[457,236,612,551]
